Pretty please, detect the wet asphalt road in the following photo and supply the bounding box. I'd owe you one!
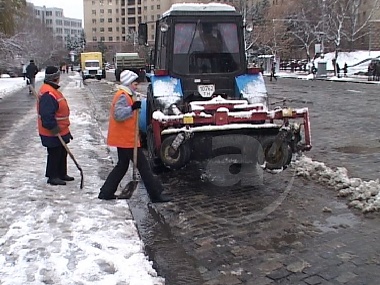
[1,74,380,285]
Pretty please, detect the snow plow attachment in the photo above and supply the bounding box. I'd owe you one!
[144,95,311,171]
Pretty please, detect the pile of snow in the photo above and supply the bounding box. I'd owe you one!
[294,156,380,213]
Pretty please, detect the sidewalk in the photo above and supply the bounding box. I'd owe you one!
[271,70,380,84]
[0,73,165,285]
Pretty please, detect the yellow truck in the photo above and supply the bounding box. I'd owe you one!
[80,52,105,80]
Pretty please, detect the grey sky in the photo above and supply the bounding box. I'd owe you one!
[28,0,83,20]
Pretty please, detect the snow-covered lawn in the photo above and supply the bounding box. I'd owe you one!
[0,72,45,99]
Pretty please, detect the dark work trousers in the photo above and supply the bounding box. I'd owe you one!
[45,145,68,179]
[100,147,163,199]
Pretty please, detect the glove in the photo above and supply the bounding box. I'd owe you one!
[131,101,141,110]
[70,134,74,140]
[50,126,60,135]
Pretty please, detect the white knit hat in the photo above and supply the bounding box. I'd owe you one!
[120,70,139,86]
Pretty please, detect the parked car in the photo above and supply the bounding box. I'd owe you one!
[0,66,23,77]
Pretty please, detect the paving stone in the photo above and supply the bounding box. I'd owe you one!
[286,260,311,273]
[266,268,291,280]
[304,275,325,285]
[258,261,284,274]
[335,272,358,284]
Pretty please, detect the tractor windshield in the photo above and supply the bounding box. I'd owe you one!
[172,22,241,75]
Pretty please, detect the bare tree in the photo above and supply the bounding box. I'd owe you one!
[285,0,328,62]
[0,0,26,35]
[342,0,380,50]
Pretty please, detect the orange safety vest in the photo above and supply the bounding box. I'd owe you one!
[107,87,140,148]
[37,84,70,137]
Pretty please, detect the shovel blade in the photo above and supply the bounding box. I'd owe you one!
[119,181,138,199]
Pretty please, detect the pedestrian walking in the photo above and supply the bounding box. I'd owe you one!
[37,66,74,186]
[98,70,171,203]
[21,63,27,81]
[26,59,38,94]
[343,63,348,78]
[336,62,341,78]
[270,61,277,81]
[311,63,317,79]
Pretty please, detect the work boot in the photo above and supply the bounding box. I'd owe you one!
[47,178,66,186]
[151,194,172,203]
[60,175,75,181]
[98,192,117,200]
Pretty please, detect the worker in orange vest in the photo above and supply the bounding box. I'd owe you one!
[38,66,74,185]
[98,70,171,203]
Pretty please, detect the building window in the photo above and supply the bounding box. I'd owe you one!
[108,18,113,23]
[92,27,97,32]
[128,17,135,24]
[128,0,135,5]
[100,9,104,14]
[108,27,113,32]
[116,18,119,22]
[100,36,105,41]
[108,0,112,4]
[157,5,160,9]
[116,27,119,31]
[109,37,113,41]
[151,34,154,40]
[156,14,160,19]
[100,27,104,32]
[151,15,154,21]
[100,0,104,5]
[116,36,120,41]
[92,19,97,24]
[92,10,96,15]
[92,0,95,4]
[93,36,97,41]
[116,8,119,13]
[100,18,105,23]
[108,9,112,14]
[144,6,147,11]
[151,5,154,10]
[128,8,135,14]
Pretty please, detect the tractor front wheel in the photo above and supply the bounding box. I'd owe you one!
[160,135,191,170]
[260,137,292,170]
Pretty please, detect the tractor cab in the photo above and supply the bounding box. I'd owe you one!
[138,3,311,172]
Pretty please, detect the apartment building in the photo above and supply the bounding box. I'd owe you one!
[83,0,242,58]
[27,2,83,45]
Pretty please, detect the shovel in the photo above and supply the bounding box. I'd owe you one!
[120,108,140,199]
[30,86,84,189]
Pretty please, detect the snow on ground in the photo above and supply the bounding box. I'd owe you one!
[1,53,380,282]
[0,72,45,100]
[314,50,380,76]
[0,72,165,285]
[293,156,380,213]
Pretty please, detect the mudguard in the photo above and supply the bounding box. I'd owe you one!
[139,98,147,134]
[235,73,268,107]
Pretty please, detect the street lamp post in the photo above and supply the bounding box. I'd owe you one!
[321,0,326,54]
